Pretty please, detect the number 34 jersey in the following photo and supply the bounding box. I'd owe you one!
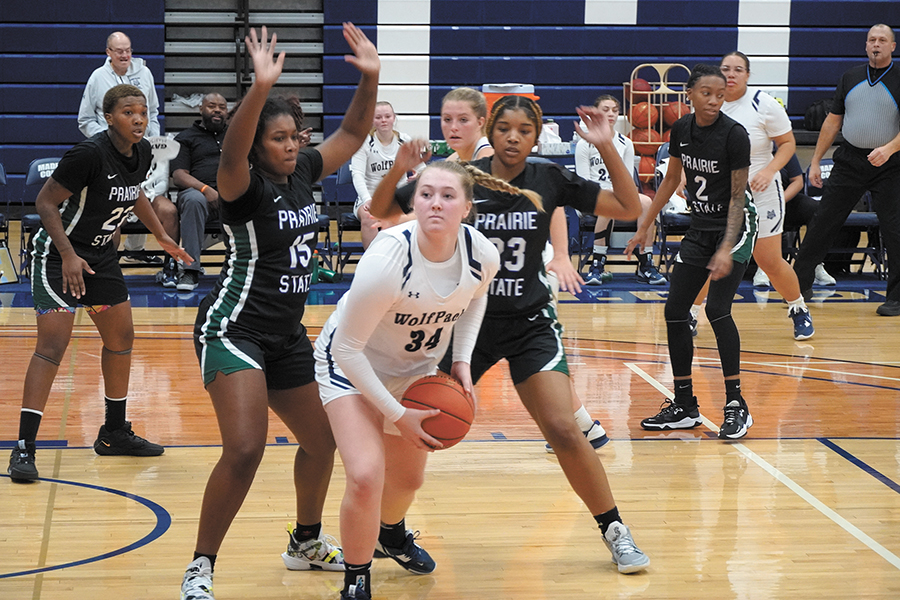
[318,220,500,379]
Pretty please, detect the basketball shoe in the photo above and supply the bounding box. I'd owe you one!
[641,398,702,430]
[8,440,38,483]
[282,526,345,571]
[341,585,371,600]
[789,306,814,340]
[585,256,613,285]
[181,556,214,600]
[753,269,770,287]
[93,422,164,456]
[636,261,666,285]
[718,400,753,440]
[545,420,610,453]
[603,522,650,573]
[374,530,435,574]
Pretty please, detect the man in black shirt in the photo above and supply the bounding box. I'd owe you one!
[796,24,900,316]
[167,93,228,291]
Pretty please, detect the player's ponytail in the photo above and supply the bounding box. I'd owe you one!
[462,163,544,213]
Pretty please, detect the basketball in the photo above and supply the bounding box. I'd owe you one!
[629,102,658,129]
[401,375,474,448]
[662,128,672,143]
[631,128,662,156]
[629,77,652,102]
[663,101,690,126]
[638,156,656,183]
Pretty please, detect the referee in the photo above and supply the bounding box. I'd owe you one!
[796,23,900,316]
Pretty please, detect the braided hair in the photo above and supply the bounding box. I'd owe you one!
[413,160,543,219]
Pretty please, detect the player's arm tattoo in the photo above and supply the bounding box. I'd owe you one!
[722,166,749,249]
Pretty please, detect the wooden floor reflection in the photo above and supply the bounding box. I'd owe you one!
[1,301,899,599]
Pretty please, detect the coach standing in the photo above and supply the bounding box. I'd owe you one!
[796,23,900,316]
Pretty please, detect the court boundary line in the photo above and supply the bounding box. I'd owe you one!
[625,362,900,571]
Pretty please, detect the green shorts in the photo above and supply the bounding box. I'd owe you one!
[194,296,315,389]
[31,246,128,312]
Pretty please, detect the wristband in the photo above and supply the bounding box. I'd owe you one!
[200,185,209,194]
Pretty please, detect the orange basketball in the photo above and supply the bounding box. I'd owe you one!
[631,128,662,156]
[630,77,652,102]
[662,128,672,143]
[638,156,656,183]
[401,375,474,449]
[629,102,658,128]
[663,101,690,127]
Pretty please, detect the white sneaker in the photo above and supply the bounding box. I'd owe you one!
[544,420,610,453]
[181,557,214,600]
[603,522,650,574]
[282,527,345,571]
[752,269,770,287]
[814,263,836,286]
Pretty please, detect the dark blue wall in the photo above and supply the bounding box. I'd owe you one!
[0,5,164,205]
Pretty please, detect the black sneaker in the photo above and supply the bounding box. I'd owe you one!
[641,398,702,430]
[373,530,435,574]
[8,440,38,483]
[93,422,164,456]
[120,251,164,265]
[718,400,753,440]
[341,585,371,600]
[177,270,200,292]
[689,316,699,337]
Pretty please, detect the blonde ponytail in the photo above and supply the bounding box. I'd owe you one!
[462,163,544,212]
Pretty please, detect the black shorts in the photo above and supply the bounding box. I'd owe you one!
[676,223,755,269]
[193,296,316,390]
[31,247,129,311]
[440,304,569,385]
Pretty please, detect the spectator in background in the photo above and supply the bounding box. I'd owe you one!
[78,32,160,138]
[159,93,229,291]
[574,95,665,285]
[349,101,423,249]
[779,154,836,285]
[796,24,900,316]
[78,31,163,265]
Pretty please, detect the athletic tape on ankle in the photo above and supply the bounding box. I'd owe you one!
[33,352,61,366]
[102,346,133,355]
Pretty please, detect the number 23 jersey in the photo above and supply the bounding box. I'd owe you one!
[35,132,151,262]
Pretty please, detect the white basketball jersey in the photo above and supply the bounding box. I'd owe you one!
[320,220,499,378]
[722,89,791,177]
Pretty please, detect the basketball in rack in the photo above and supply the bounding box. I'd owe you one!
[624,64,690,187]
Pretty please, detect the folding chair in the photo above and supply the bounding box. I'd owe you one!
[653,143,690,272]
[19,158,61,279]
[321,162,363,274]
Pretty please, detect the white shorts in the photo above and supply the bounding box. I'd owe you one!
[751,176,785,239]
[314,329,431,435]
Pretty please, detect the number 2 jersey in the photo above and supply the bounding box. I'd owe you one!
[33,132,152,263]
[668,112,751,231]
[397,158,601,318]
[199,148,323,335]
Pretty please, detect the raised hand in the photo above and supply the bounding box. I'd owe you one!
[245,26,285,90]
[575,105,614,148]
[395,138,431,173]
[342,22,380,77]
